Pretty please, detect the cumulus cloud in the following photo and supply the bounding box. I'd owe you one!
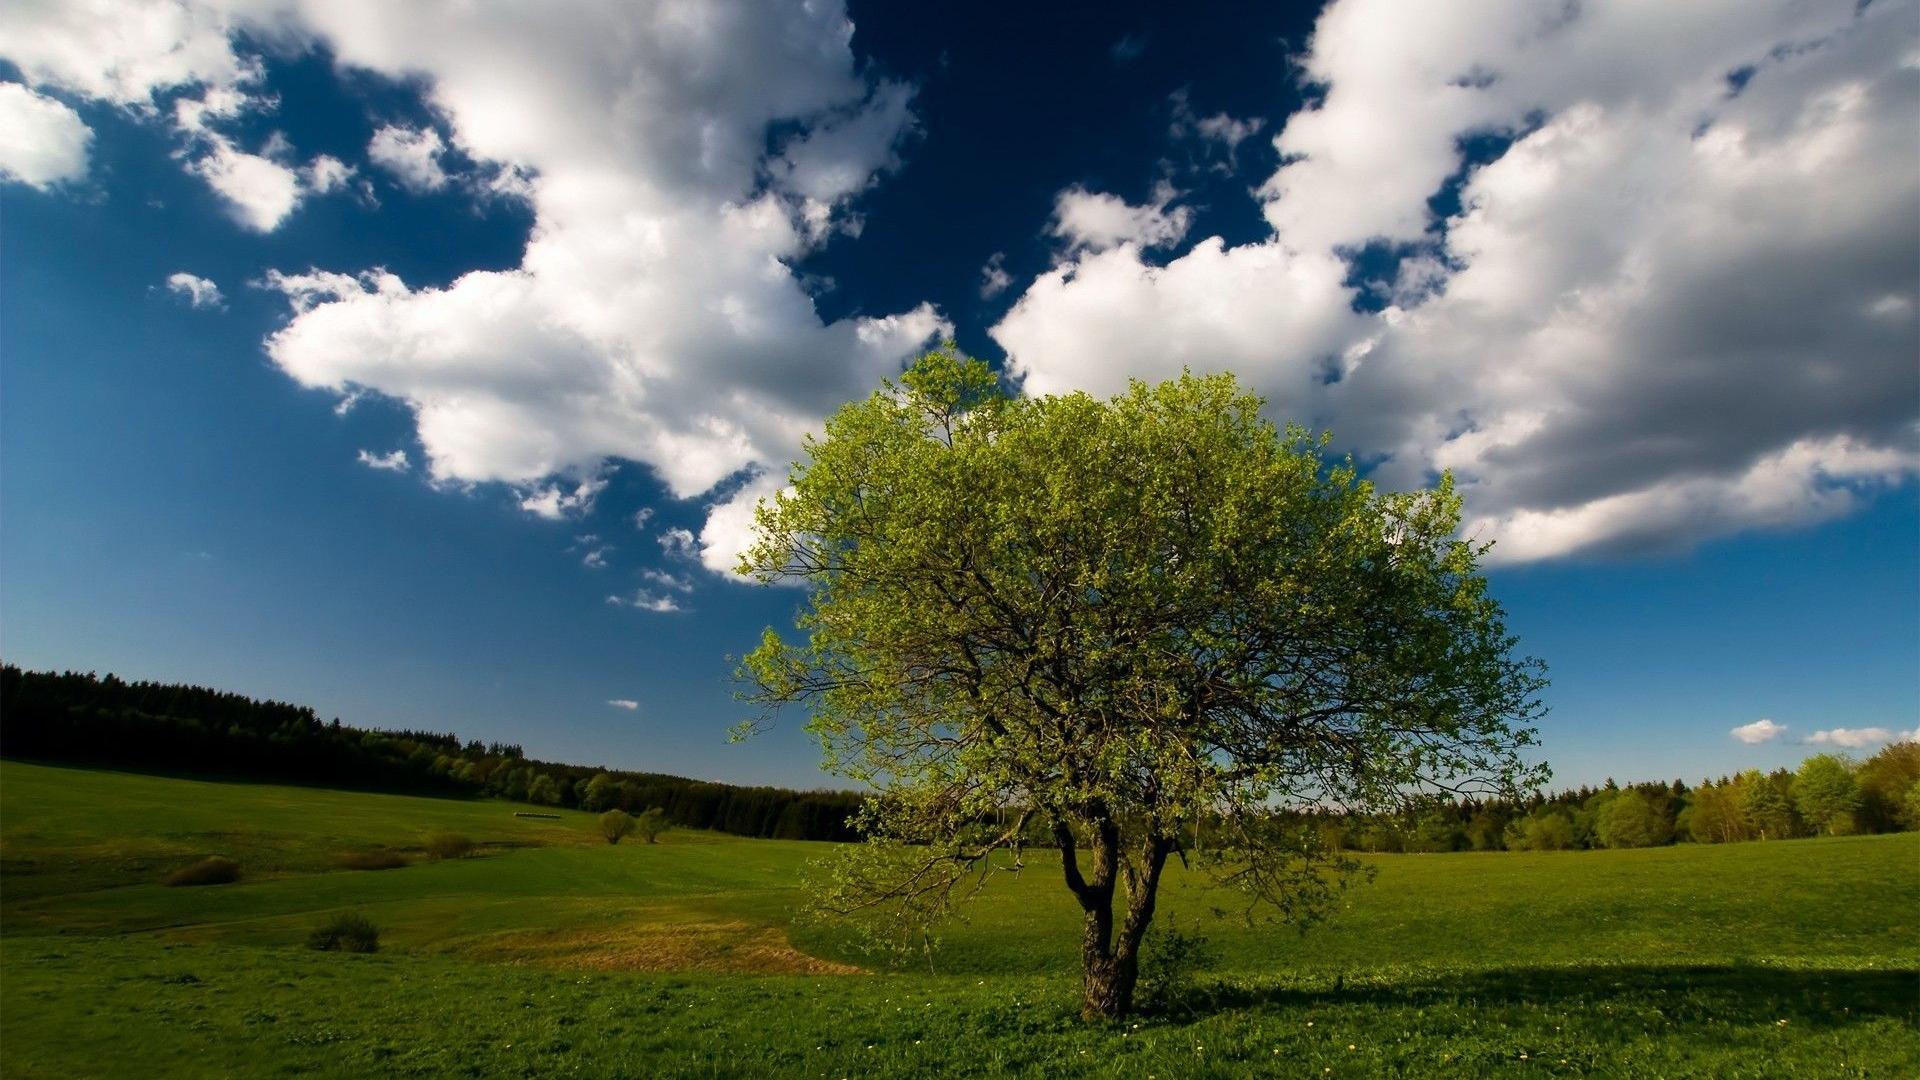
[0,83,92,188]
[211,2,946,561]
[303,154,355,194]
[165,271,224,309]
[996,0,1920,562]
[366,124,449,192]
[606,698,640,710]
[356,448,409,472]
[1168,88,1264,156]
[518,477,606,521]
[606,589,684,614]
[1804,727,1917,749]
[1730,718,1786,744]
[979,252,1012,299]
[0,6,348,229]
[657,527,699,558]
[1050,181,1192,255]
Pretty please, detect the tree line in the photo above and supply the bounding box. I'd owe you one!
[1314,743,1919,853]
[0,665,860,842]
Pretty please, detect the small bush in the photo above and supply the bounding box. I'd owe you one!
[423,831,474,860]
[1138,915,1217,1013]
[336,849,410,871]
[599,809,636,845]
[308,912,380,953]
[163,856,240,887]
[635,806,670,844]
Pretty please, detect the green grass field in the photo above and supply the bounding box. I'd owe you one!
[2,760,1915,1077]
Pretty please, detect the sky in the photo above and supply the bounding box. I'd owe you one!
[2,0,1916,791]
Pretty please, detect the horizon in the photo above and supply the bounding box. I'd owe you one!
[3,0,1916,793]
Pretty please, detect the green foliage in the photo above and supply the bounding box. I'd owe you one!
[1793,754,1863,836]
[527,774,563,806]
[634,807,670,844]
[598,809,636,845]
[740,348,1547,1016]
[163,856,240,887]
[1136,915,1218,1013]
[582,773,619,812]
[1856,741,1920,831]
[1594,790,1673,849]
[423,832,474,860]
[1739,769,1801,841]
[1511,812,1576,851]
[306,911,379,953]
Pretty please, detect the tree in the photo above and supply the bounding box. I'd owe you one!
[1855,741,1920,831]
[598,809,636,844]
[1680,781,1748,844]
[1594,789,1672,848]
[738,350,1548,1019]
[527,773,562,806]
[1512,811,1575,851]
[1740,769,1799,840]
[634,806,670,844]
[1793,754,1862,836]
[582,773,619,813]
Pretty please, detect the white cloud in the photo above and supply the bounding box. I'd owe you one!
[632,507,655,529]
[303,153,354,194]
[1168,89,1264,156]
[517,476,606,521]
[1050,181,1192,255]
[165,271,224,309]
[0,83,91,188]
[356,448,409,472]
[606,698,640,710]
[366,124,449,192]
[640,568,693,592]
[979,251,1012,299]
[657,527,698,558]
[606,589,684,614]
[1805,727,1916,749]
[1730,718,1786,744]
[994,0,1920,562]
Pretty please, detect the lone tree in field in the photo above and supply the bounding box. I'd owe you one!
[738,348,1547,1019]
[634,806,670,844]
[599,809,637,845]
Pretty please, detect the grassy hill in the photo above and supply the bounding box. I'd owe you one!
[2,760,1915,1077]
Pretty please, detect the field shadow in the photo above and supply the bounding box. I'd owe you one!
[1174,965,1919,1028]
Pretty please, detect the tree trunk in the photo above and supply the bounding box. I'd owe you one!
[1081,946,1140,1019]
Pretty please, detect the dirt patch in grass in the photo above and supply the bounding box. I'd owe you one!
[473,917,861,976]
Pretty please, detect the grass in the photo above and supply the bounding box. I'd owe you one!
[2,759,1915,1077]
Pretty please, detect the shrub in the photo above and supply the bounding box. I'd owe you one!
[1514,811,1576,851]
[163,856,240,887]
[423,831,474,860]
[336,849,410,871]
[308,912,380,953]
[599,809,636,844]
[1138,915,1217,1013]
[634,806,670,844]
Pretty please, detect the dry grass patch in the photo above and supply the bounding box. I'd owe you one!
[474,916,861,976]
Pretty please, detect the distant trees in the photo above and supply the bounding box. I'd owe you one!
[634,807,670,844]
[1793,755,1863,835]
[598,809,636,844]
[0,665,863,843]
[1594,790,1672,848]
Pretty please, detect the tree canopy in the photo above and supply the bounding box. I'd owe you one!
[739,348,1547,1017]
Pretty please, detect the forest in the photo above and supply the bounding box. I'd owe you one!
[0,665,862,841]
[4,664,1914,854]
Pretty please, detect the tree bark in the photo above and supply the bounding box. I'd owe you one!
[1065,821,1173,1019]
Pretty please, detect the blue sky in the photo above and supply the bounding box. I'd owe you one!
[2,1,1915,790]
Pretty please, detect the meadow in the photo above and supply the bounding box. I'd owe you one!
[2,759,1914,1077]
